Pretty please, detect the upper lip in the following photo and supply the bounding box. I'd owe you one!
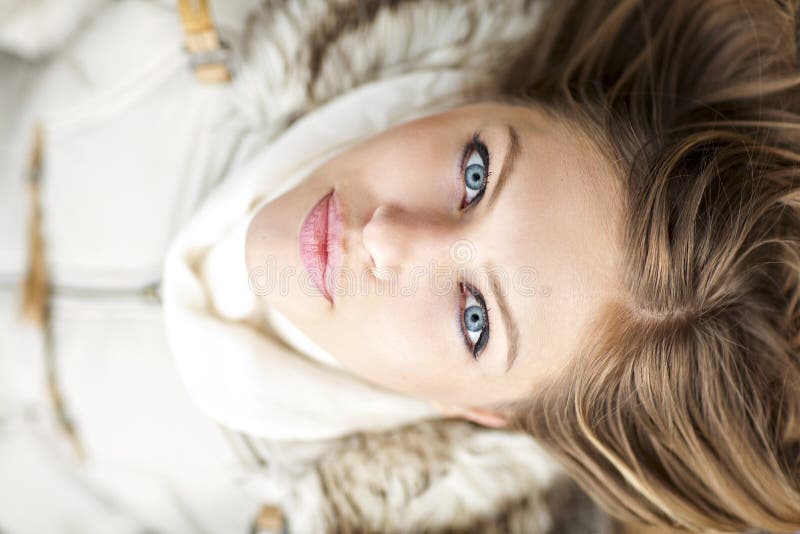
[325,190,344,301]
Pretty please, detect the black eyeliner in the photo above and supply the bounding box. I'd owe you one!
[455,134,492,359]
[459,132,491,210]
[472,131,491,170]
[459,281,491,361]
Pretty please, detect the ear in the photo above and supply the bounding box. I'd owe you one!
[430,401,510,429]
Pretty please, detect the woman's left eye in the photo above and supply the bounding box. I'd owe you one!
[460,135,490,209]
[459,281,490,360]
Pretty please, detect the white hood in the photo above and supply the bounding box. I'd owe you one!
[162,70,470,441]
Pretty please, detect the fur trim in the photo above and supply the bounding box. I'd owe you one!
[232,0,549,139]
[242,419,611,533]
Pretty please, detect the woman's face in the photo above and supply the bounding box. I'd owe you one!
[246,102,623,416]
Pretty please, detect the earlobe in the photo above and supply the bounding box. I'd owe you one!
[462,406,509,428]
[430,401,509,428]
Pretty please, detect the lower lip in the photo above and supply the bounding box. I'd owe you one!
[299,190,343,303]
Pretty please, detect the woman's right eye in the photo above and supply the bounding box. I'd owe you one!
[459,133,491,210]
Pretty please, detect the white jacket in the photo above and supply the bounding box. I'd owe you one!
[1,2,267,532]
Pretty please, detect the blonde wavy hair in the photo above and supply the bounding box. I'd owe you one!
[489,0,800,531]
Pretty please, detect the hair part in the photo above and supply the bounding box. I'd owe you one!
[488,0,800,531]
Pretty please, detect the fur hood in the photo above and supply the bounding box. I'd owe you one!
[237,419,612,533]
[232,0,549,141]
[226,1,613,532]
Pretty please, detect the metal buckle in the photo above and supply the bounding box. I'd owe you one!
[184,28,232,83]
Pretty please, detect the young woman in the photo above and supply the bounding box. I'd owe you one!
[233,0,800,531]
[5,0,796,531]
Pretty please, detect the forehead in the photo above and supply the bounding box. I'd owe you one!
[473,103,624,390]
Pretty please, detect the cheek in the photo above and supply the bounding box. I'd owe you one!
[313,291,457,394]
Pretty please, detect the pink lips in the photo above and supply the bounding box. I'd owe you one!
[299,190,343,303]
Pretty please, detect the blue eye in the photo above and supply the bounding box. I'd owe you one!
[464,305,486,332]
[460,134,490,209]
[460,282,489,360]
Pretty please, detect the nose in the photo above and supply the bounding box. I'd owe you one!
[362,205,456,275]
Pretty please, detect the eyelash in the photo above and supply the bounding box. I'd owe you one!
[459,281,490,360]
[455,133,491,360]
[458,132,491,210]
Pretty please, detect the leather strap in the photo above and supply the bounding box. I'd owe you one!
[250,504,286,534]
[21,124,46,326]
[178,0,231,83]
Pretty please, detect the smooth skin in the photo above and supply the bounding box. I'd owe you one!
[245,102,623,428]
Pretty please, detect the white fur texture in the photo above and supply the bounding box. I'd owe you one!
[232,0,549,140]
[243,420,566,532]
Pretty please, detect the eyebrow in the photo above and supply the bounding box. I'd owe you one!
[486,124,521,209]
[484,125,522,372]
[487,266,521,373]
